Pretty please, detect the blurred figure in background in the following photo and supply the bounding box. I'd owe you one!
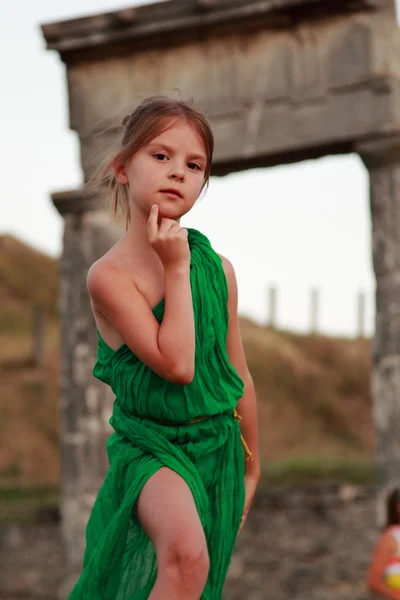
[368,488,400,599]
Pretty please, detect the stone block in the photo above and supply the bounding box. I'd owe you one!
[62,437,84,483]
[236,31,295,105]
[211,113,248,161]
[326,19,373,88]
[66,10,400,176]
[61,494,88,568]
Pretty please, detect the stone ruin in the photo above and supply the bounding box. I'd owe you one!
[41,0,400,595]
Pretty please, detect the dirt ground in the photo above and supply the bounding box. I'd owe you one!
[0,484,379,600]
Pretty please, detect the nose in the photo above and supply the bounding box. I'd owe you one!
[169,163,185,182]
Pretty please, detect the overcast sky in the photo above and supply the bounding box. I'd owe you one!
[2,0,399,335]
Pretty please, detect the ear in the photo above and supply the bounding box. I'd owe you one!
[114,157,128,185]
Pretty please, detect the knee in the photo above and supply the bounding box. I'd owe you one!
[162,541,210,591]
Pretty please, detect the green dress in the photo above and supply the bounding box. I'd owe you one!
[69,228,246,600]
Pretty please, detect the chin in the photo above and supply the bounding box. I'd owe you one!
[158,205,184,220]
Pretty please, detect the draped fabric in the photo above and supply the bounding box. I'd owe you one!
[69,228,246,600]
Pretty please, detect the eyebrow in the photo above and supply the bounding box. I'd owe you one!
[148,142,207,163]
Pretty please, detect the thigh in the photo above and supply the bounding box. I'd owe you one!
[136,466,208,558]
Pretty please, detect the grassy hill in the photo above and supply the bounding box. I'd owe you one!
[0,234,375,492]
[240,318,374,483]
[0,235,60,490]
[0,234,58,333]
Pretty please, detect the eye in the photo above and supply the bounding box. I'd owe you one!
[188,162,202,171]
[154,153,168,161]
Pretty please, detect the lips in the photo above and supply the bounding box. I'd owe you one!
[160,188,183,199]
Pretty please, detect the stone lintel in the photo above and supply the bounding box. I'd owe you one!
[52,188,105,216]
[41,0,394,60]
[213,140,353,176]
[357,135,400,168]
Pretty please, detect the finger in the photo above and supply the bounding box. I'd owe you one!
[240,514,247,531]
[167,222,183,237]
[177,227,188,239]
[147,205,159,241]
[159,218,178,235]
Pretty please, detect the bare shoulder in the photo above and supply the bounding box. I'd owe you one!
[86,252,161,355]
[217,253,236,281]
[87,252,147,328]
[87,256,131,303]
[217,253,238,297]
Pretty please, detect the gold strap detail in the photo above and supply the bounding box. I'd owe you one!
[187,415,209,424]
[143,411,253,461]
[233,409,254,462]
[146,415,209,426]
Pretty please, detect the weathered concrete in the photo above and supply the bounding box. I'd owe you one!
[358,136,400,524]
[41,0,400,596]
[51,190,121,594]
[42,0,395,57]
[43,5,400,181]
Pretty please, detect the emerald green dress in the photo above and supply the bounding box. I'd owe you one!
[69,228,246,600]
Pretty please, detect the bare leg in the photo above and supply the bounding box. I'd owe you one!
[136,467,209,600]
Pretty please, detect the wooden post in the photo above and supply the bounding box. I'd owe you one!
[268,286,277,328]
[310,288,319,334]
[357,291,366,338]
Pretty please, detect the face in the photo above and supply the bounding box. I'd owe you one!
[116,119,208,221]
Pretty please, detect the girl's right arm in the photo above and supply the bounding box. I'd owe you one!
[87,205,195,385]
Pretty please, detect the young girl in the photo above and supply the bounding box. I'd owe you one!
[69,95,260,600]
[368,488,400,599]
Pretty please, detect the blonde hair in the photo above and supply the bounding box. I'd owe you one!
[97,95,214,230]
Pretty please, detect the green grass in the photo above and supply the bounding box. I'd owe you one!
[0,457,378,525]
[260,456,377,486]
[0,486,60,525]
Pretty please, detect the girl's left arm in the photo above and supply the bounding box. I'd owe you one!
[220,255,261,481]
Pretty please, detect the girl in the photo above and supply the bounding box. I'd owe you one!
[69,95,260,600]
[368,488,400,599]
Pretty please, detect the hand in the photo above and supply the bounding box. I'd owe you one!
[147,205,190,270]
[238,474,259,534]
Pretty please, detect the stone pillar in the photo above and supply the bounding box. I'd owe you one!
[52,189,122,599]
[358,136,400,524]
